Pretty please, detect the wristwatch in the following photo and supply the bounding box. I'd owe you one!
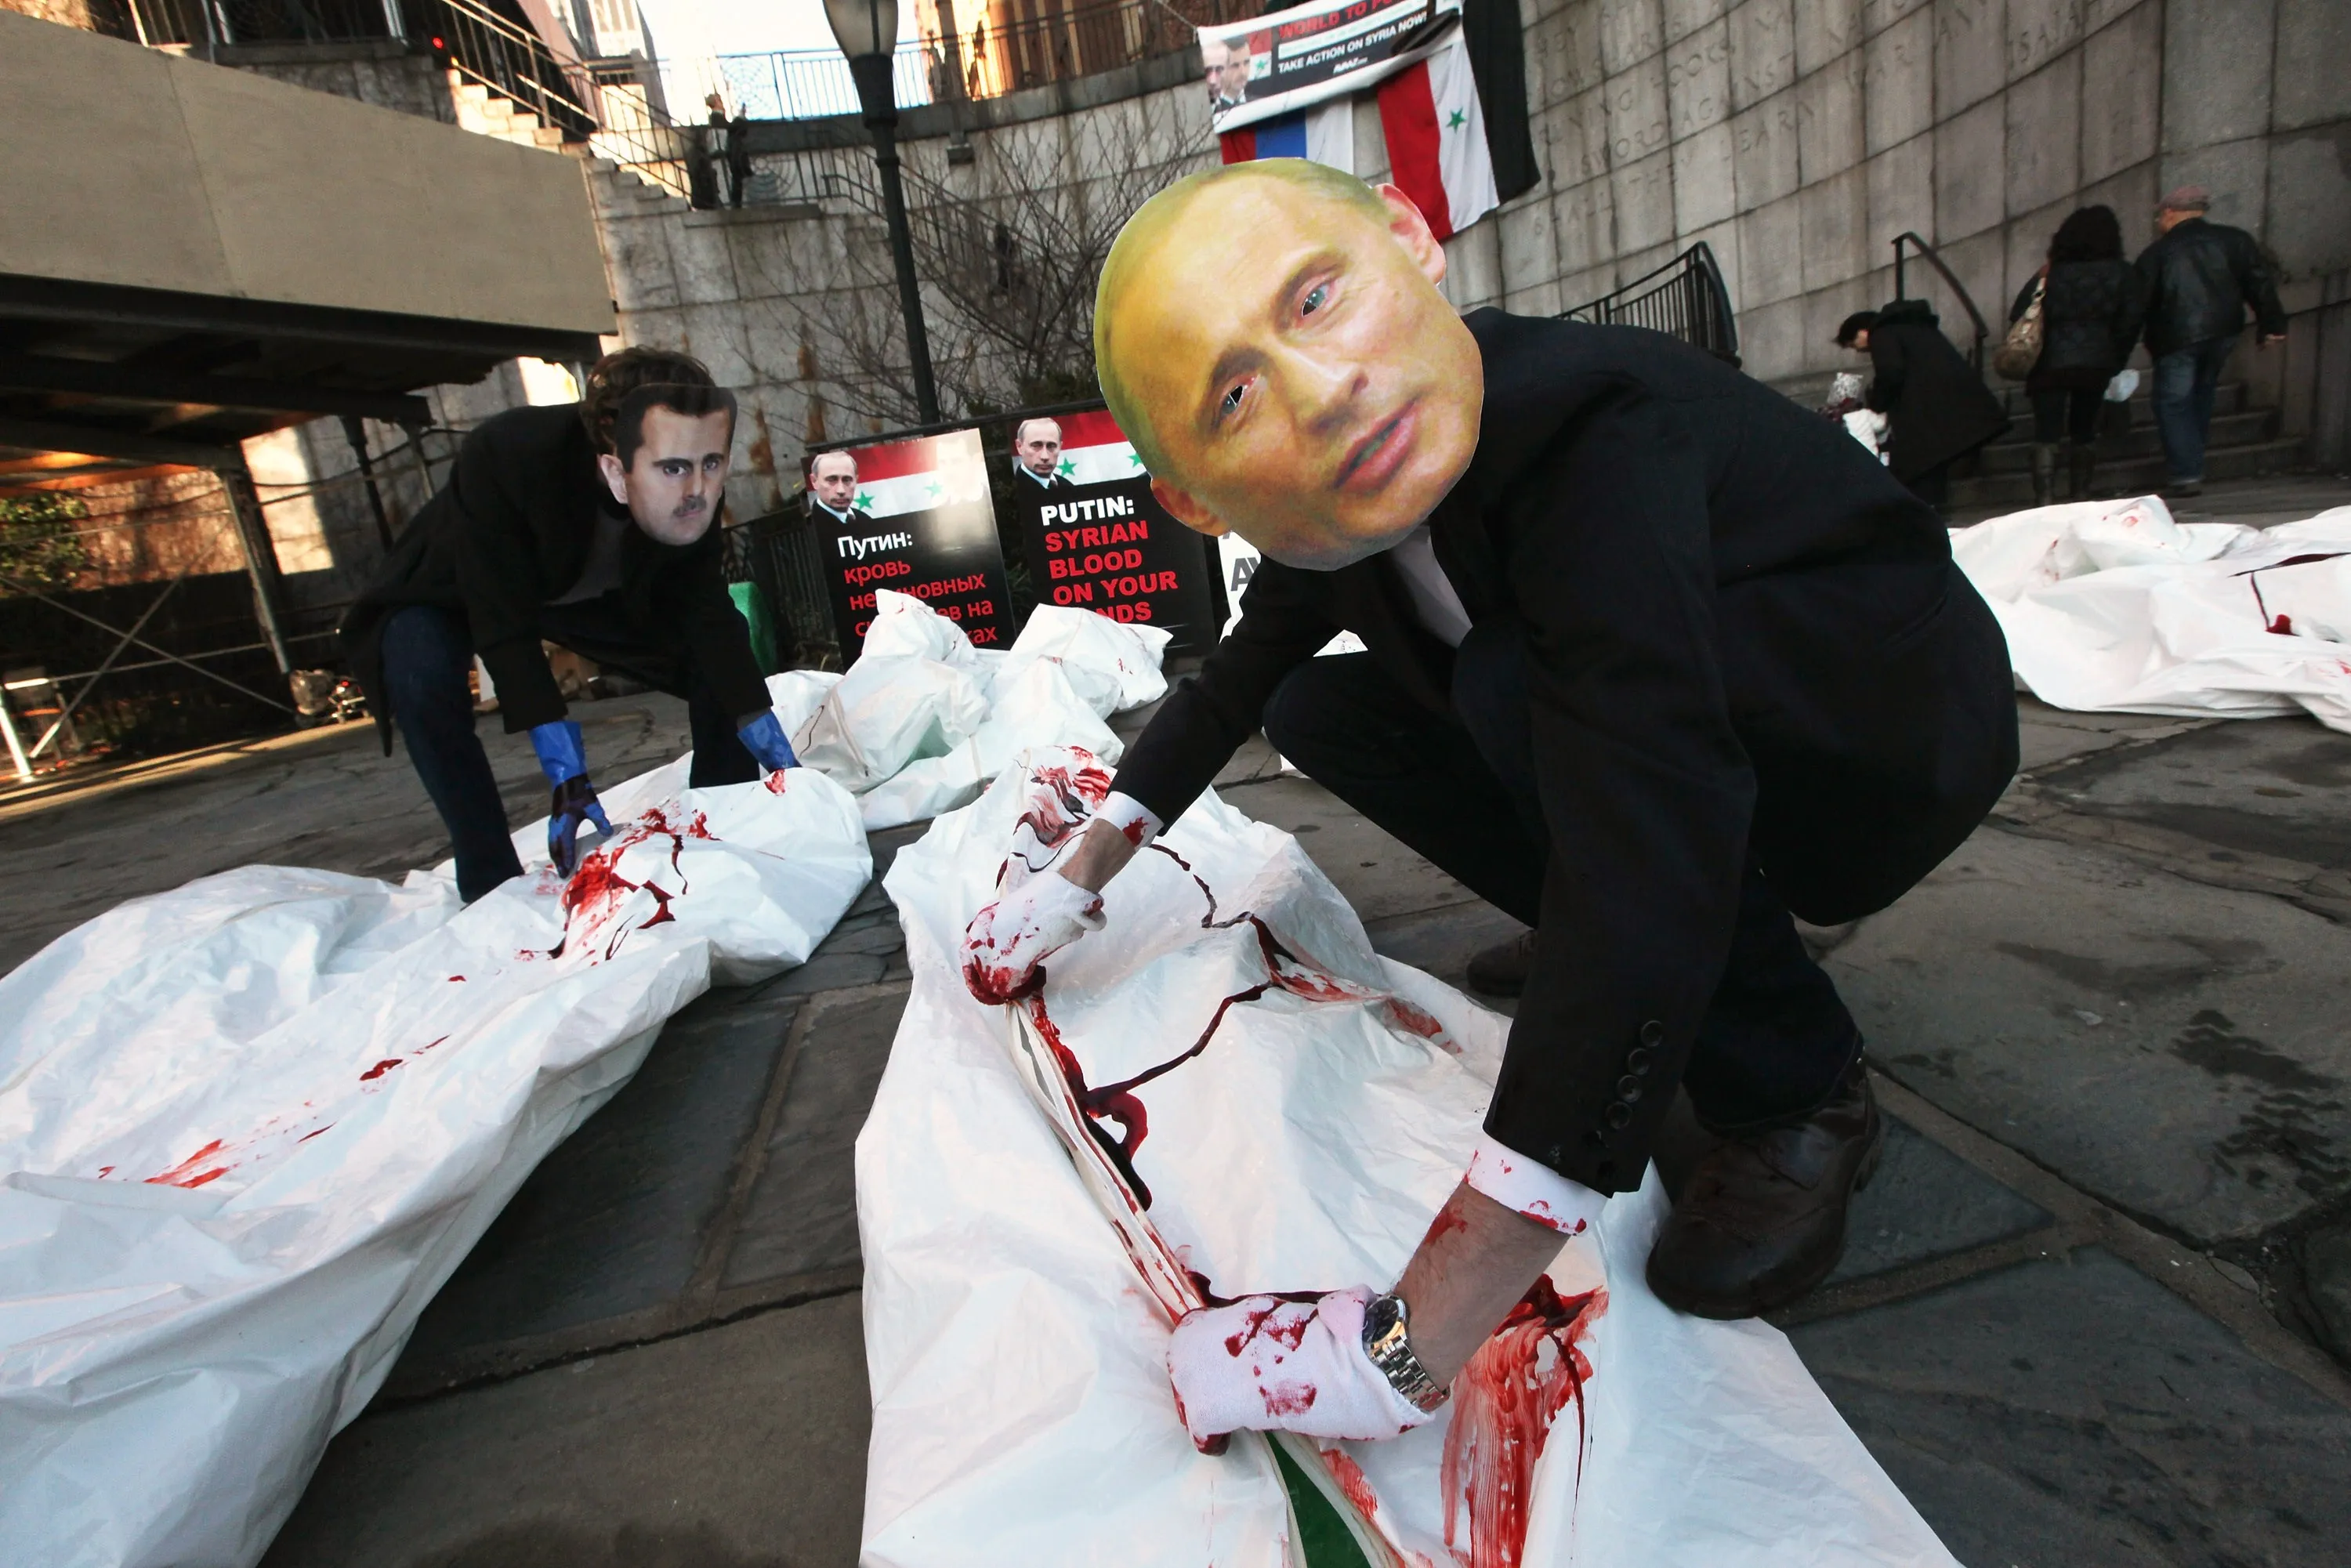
[1360,1291,1449,1414]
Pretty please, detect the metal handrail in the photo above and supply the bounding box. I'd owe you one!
[1890,231,1991,374]
[690,0,1252,121]
[1559,242,1741,365]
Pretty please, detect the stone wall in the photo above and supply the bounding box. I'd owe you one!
[1481,0,2350,396]
[213,40,459,125]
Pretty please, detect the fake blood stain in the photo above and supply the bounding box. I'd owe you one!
[549,805,714,961]
[1440,1276,1607,1568]
[1319,1448,1382,1523]
[146,1139,230,1189]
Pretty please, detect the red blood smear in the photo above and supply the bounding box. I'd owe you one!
[1262,1383,1319,1417]
[296,1125,334,1143]
[96,1165,114,1179]
[359,1059,403,1081]
[1320,1448,1382,1523]
[1012,831,1407,1198]
[2269,614,2294,636]
[1421,1205,1472,1247]
[145,1139,230,1188]
[1121,818,1147,846]
[447,975,465,983]
[763,771,791,795]
[556,805,708,959]
[1440,1276,1608,1568]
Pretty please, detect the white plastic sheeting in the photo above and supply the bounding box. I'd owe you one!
[790,589,1171,831]
[860,747,1955,1567]
[0,766,871,1568]
[1954,498,2351,732]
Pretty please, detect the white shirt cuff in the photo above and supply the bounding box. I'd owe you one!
[1097,790,1163,850]
[1465,1132,1610,1237]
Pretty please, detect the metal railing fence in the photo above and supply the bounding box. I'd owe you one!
[1891,232,1992,374]
[694,0,1255,122]
[1560,242,1741,365]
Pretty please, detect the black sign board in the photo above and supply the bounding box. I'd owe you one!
[1004,407,1222,656]
[806,426,1012,654]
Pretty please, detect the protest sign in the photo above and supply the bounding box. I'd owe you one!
[1005,409,1223,655]
[1200,0,1458,135]
[806,428,1012,655]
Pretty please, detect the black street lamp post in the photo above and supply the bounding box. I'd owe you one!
[824,0,942,424]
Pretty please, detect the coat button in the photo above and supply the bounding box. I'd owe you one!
[1549,1144,1569,1167]
[1617,1076,1643,1101]
[1586,1128,1610,1147]
[1605,1102,1633,1128]
[1639,1019,1665,1047]
[1625,1048,1654,1075]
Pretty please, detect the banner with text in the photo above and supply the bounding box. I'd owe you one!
[1200,0,1458,135]
[1007,408,1221,655]
[810,427,1011,654]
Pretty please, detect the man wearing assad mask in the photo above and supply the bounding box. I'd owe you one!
[957,161,2018,1447]
[342,349,799,904]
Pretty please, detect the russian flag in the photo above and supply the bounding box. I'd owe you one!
[1375,27,1498,241]
[1219,98,1354,172]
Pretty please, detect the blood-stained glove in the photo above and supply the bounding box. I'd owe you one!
[530,720,613,877]
[960,870,1104,1005]
[1165,1287,1437,1447]
[737,710,799,773]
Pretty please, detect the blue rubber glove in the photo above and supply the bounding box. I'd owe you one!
[737,709,799,773]
[528,720,612,876]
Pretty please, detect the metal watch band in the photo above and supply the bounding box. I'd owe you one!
[1360,1291,1449,1414]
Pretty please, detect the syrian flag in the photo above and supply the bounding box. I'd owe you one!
[846,434,991,520]
[1219,97,1354,172]
[1375,26,1499,241]
[1052,408,1156,483]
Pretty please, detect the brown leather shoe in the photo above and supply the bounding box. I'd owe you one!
[1465,930,1536,997]
[1644,1062,1883,1320]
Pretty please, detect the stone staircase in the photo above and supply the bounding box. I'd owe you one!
[1951,378,2305,507]
[447,71,567,151]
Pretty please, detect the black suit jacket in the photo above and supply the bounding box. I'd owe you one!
[1112,312,2018,1188]
[342,405,767,745]
[1018,469,1077,492]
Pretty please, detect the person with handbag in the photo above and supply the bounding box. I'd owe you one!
[2004,205,2149,505]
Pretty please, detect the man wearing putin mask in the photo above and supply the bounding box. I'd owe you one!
[958,161,2019,1447]
[343,348,799,904]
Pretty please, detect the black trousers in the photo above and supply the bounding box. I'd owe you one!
[1259,626,1860,1133]
[2031,386,2103,444]
[379,596,760,902]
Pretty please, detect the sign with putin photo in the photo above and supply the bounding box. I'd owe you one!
[1200,0,1458,134]
[1005,409,1222,655]
[806,428,1011,654]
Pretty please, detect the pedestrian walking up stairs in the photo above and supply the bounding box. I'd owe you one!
[1950,378,2306,509]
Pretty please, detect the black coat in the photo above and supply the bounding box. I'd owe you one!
[2011,259,2148,394]
[2135,216,2287,357]
[1864,299,2011,480]
[1112,312,2019,1190]
[340,404,769,749]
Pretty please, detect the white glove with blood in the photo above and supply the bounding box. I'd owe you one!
[960,870,1105,1005]
[1165,1286,1436,1446]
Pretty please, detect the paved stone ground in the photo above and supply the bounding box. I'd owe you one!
[5,475,2349,1566]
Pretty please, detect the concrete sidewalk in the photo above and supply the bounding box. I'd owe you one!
[3,478,2348,1566]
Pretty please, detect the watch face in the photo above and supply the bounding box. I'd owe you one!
[1367,1293,1404,1347]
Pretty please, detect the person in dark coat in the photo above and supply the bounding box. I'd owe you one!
[2008,205,2148,505]
[2135,185,2288,496]
[726,110,754,209]
[341,349,799,903]
[958,162,2019,1448]
[1837,301,2009,513]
